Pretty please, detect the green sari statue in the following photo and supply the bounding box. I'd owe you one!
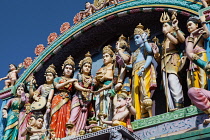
[2,84,26,140]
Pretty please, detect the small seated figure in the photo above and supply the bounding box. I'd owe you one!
[99,92,136,131]
[74,2,107,24]
[201,0,210,8]
[21,114,46,140]
[0,63,23,89]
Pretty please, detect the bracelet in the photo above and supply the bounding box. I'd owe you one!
[201,21,207,24]
[175,28,179,31]
[165,32,169,36]
[143,40,148,43]
[127,104,131,108]
[154,53,160,58]
[188,36,194,43]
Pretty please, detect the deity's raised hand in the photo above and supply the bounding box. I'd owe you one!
[190,27,205,37]
[151,43,159,54]
[172,19,179,30]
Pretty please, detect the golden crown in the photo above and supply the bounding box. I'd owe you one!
[117,34,129,48]
[134,23,150,36]
[103,45,114,56]
[62,55,75,69]
[79,52,92,68]
[45,64,57,76]
[117,92,128,99]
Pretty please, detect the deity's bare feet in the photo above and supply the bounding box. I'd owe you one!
[169,108,178,112]
[203,118,210,124]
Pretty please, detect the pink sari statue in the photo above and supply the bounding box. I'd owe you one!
[67,52,95,136]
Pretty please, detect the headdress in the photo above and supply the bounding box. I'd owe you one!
[134,23,150,36]
[45,64,57,76]
[160,12,171,23]
[117,34,129,48]
[103,45,114,56]
[117,92,128,99]
[79,52,92,68]
[17,83,25,89]
[62,55,75,69]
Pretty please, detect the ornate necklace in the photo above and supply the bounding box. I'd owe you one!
[82,74,92,88]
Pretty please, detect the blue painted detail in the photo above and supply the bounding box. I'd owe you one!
[0,99,10,140]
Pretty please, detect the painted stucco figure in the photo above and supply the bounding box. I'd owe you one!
[94,45,115,126]
[2,83,26,140]
[128,23,156,119]
[50,56,90,139]
[21,114,46,140]
[100,92,136,131]
[29,64,57,137]
[67,52,95,136]
[114,35,131,95]
[159,12,185,111]
[0,63,23,89]
[185,16,209,89]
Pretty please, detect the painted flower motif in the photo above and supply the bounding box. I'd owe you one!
[34,44,45,56]
[73,13,81,24]
[60,22,70,34]
[23,57,33,69]
[47,32,58,45]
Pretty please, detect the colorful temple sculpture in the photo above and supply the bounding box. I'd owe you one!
[2,0,210,139]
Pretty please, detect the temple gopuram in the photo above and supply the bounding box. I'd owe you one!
[2,0,210,139]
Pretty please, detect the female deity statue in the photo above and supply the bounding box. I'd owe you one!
[0,63,23,89]
[99,92,136,131]
[159,12,185,112]
[185,16,209,89]
[67,52,95,136]
[2,83,26,140]
[29,64,57,133]
[94,45,115,126]
[129,23,156,120]
[50,56,91,139]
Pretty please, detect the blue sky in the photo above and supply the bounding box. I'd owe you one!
[0,1,87,89]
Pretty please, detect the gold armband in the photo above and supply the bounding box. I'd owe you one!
[191,54,200,60]
[188,37,194,43]
[154,53,160,58]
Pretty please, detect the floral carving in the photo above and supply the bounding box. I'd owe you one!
[47,32,58,45]
[73,13,81,24]
[34,44,45,56]
[60,22,71,34]
[23,57,33,69]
